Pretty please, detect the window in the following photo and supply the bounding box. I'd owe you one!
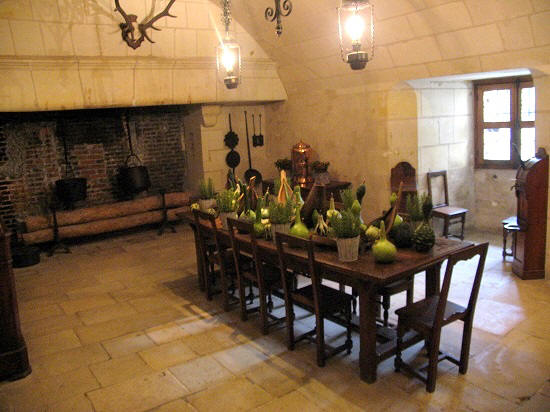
[474,76,535,168]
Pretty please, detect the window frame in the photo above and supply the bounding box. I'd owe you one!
[474,76,534,169]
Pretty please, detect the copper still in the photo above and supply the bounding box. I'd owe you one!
[291,141,313,187]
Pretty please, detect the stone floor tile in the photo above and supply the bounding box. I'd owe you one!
[74,307,183,344]
[251,390,323,411]
[77,302,138,325]
[213,343,270,374]
[516,392,550,411]
[18,302,63,323]
[21,313,83,339]
[38,366,100,405]
[186,377,273,412]
[46,394,94,412]
[87,371,188,412]
[182,325,241,355]
[101,332,156,358]
[89,353,155,387]
[245,360,302,397]
[59,294,117,315]
[65,281,126,299]
[32,343,109,377]
[26,329,82,359]
[297,379,364,411]
[150,398,197,412]
[146,322,187,344]
[169,356,234,393]
[139,340,198,370]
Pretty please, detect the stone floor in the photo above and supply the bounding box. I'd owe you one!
[1,225,549,411]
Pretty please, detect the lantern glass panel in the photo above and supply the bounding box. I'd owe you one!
[338,1,374,70]
[217,38,241,89]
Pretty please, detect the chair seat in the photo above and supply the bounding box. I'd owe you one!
[395,296,467,331]
[432,206,468,217]
[240,262,282,287]
[294,284,352,313]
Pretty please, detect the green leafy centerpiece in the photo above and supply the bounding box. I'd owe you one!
[330,209,362,262]
[198,177,216,211]
[216,188,238,230]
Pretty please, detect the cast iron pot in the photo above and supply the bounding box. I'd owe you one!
[55,177,87,207]
[119,164,150,194]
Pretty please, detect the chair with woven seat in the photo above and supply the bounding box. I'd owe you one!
[427,170,468,240]
[193,209,238,311]
[275,232,353,367]
[394,242,488,392]
[227,218,285,335]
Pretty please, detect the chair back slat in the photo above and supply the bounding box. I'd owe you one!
[427,170,450,208]
[435,242,489,325]
[275,232,321,314]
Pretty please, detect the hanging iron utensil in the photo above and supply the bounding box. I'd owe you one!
[243,111,262,185]
[224,113,241,175]
[55,118,87,209]
[255,113,264,147]
[118,114,150,195]
[252,114,260,147]
[224,113,239,148]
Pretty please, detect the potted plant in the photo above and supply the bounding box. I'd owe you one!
[312,161,330,184]
[216,188,237,229]
[268,198,294,242]
[330,209,362,262]
[198,178,216,211]
[275,158,292,174]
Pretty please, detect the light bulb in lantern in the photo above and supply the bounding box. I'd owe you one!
[345,13,365,43]
[221,47,235,73]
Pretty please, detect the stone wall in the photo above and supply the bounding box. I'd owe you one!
[0,0,287,111]
[0,106,187,229]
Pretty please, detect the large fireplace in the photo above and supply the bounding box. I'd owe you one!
[0,106,188,230]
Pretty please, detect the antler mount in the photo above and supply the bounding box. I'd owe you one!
[114,0,177,50]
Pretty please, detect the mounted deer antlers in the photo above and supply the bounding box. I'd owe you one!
[114,0,177,49]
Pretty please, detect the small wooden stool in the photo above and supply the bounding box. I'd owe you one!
[501,216,518,259]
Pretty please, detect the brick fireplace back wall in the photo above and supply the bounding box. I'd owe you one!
[0,106,187,230]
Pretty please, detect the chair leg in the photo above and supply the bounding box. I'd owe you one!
[352,288,358,314]
[315,312,326,367]
[285,299,295,351]
[426,331,442,393]
[406,281,414,307]
[238,274,248,322]
[258,282,269,335]
[394,323,403,372]
[459,316,474,374]
[460,213,466,240]
[346,302,353,354]
[443,217,450,238]
[382,294,390,327]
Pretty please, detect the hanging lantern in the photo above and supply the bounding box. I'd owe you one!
[337,0,374,71]
[217,0,241,89]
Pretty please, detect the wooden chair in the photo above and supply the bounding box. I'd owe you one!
[427,170,468,240]
[227,218,285,335]
[394,242,489,392]
[192,209,237,311]
[391,161,417,217]
[275,232,353,367]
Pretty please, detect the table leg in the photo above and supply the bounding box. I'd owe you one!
[359,281,378,383]
[190,225,205,291]
[425,262,442,297]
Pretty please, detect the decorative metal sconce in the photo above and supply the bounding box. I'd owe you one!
[217,0,242,89]
[337,0,374,70]
[114,0,176,49]
[265,0,293,37]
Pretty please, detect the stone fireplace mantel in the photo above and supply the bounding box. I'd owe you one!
[0,56,286,112]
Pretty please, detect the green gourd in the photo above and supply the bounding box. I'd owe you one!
[289,206,310,239]
[365,225,380,242]
[326,194,340,220]
[373,221,397,263]
[253,204,265,237]
[393,214,403,228]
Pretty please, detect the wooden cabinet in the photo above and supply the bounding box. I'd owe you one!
[512,149,548,279]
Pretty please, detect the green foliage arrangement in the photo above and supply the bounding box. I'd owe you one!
[406,193,430,222]
[330,210,362,239]
[268,198,294,224]
[199,178,215,200]
[311,160,330,173]
[274,158,292,171]
[216,189,237,213]
[340,187,357,210]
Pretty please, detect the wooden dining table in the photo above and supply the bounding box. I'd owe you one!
[178,211,474,383]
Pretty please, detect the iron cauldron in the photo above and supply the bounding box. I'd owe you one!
[119,164,150,194]
[55,177,87,208]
